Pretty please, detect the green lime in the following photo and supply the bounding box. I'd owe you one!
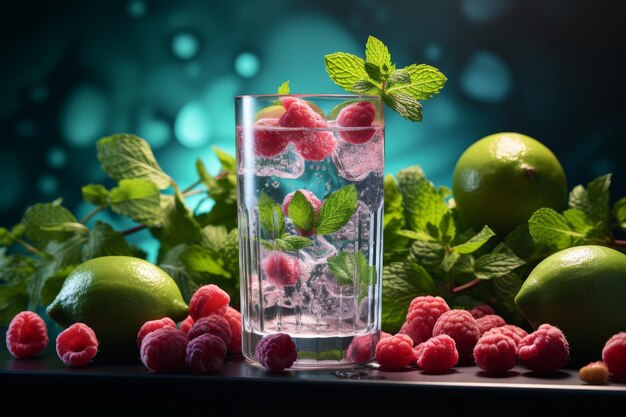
[255,104,285,121]
[47,256,188,358]
[452,132,567,234]
[514,245,626,359]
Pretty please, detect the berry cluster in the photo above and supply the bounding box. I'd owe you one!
[252,99,377,160]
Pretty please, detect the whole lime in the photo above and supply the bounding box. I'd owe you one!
[47,256,188,358]
[452,132,567,234]
[514,245,626,359]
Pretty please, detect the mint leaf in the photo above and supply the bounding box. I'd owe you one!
[409,240,446,269]
[441,251,460,272]
[199,225,229,251]
[159,244,201,302]
[382,261,437,333]
[492,272,524,312]
[562,209,595,235]
[364,62,382,82]
[328,251,377,303]
[97,133,172,190]
[387,69,411,86]
[397,229,436,241]
[0,284,28,325]
[324,52,369,90]
[258,192,285,238]
[397,166,448,232]
[365,35,393,71]
[613,197,626,232]
[274,236,312,251]
[22,200,79,247]
[0,252,37,284]
[528,207,586,249]
[109,178,162,227]
[384,174,403,214]
[388,64,447,100]
[288,191,315,233]
[316,185,358,235]
[453,226,496,254]
[82,184,110,207]
[382,91,423,122]
[40,266,74,306]
[351,79,381,95]
[438,212,456,244]
[474,252,525,280]
[151,194,201,258]
[85,221,146,259]
[569,174,611,231]
[213,147,236,174]
[181,245,231,279]
[504,223,537,260]
[0,227,15,246]
[277,80,290,95]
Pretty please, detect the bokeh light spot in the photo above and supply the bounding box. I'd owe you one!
[462,0,513,22]
[138,113,170,148]
[202,76,240,143]
[171,32,200,60]
[461,51,512,103]
[0,152,24,211]
[61,84,108,148]
[37,174,59,196]
[127,0,147,18]
[425,43,442,61]
[234,52,260,78]
[174,101,212,148]
[47,146,67,169]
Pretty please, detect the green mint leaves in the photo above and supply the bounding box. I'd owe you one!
[259,185,357,250]
[0,134,242,323]
[325,36,446,122]
[328,251,377,303]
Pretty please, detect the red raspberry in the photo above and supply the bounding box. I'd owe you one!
[602,332,626,377]
[279,99,326,130]
[415,334,459,372]
[140,327,187,373]
[56,323,99,367]
[432,309,480,362]
[400,296,450,345]
[476,314,506,335]
[254,118,290,157]
[186,333,227,374]
[189,284,230,320]
[484,325,528,349]
[293,131,336,162]
[518,324,570,373]
[470,304,494,319]
[261,251,300,286]
[179,315,194,335]
[136,317,177,349]
[346,331,393,363]
[5,311,49,358]
[223,306,242,354]
[187,315,232,347]
[375,334,416,369]
[473,332,517,374]
[280,96,299,110]
[255,333,297,371]
[336,101,376,144]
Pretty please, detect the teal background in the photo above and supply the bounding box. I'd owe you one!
[1,0,625,258]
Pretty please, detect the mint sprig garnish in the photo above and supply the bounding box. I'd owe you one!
[325,36,446,122]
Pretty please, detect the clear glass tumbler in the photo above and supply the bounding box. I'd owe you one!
[235,94,384,368]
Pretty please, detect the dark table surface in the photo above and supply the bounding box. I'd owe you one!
[1,348,625,415]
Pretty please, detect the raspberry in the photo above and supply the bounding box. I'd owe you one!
[189,284,230,320]
[279,99,326,130]
[473,332,517,374]
[254,118,290,157]
[223,306,242,354]
[255,333,297,371]
[187,315,232,347]
[140,327,187,373]
[5,311,49,359]
[470,304,494,319]
[375,334,416,369]
[400,296,450,345]
[293,131,336,161]
[179,315,194,335]
[518,324,570,373]
[415,334,459,372]
[484,325,528,349]
[56,323,99,367]
[261,251,300,286]
[602,332,626,377]
[280,96,299,110]
[136,317,177,349]
[186,333,227,374]
[476,314,506,335]
[336,101,376,144]
[346,331,393,363]
[432,309,480,362]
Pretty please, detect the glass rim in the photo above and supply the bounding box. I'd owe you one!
[235,93,381,100]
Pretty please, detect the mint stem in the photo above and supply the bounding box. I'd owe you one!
[182,179,202,194]
[15,238,48,259]
[121,224,146,236]
[451,278,481,294]
[80,206,105,224]
[613,239,626,247]
[182,189,206,198]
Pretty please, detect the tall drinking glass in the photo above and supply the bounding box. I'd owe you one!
[236,94,384,368]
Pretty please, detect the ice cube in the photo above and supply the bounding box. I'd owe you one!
[328,201,371,252]
[254,142,305,179]
[299,236,338,265]
[331,130,384,182]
